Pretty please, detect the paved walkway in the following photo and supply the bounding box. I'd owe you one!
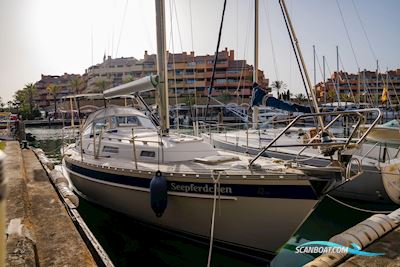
[4,141,96,266]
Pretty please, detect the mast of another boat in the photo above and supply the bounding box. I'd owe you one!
[155,0,169,136]
[252,0,260,129]
[279,0,324,129]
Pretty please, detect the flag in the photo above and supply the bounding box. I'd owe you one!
[381,86,389,104]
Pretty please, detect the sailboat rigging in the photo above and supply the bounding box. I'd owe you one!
[60,0,379,261]
[203,0,397,207]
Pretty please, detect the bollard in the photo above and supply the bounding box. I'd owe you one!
[21,140,29,150]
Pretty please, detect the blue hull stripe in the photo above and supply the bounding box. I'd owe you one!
[66,161,318,200]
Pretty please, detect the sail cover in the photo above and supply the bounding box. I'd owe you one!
[103,75,159,99]
[250,84,312,113]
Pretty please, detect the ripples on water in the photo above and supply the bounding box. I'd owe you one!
[26,126,395,267]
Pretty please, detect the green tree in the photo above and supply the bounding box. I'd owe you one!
[14,89,26,104]
[122,75,134,84]
[70,76,83,118]
[217,90,231,103]
[46,84,60,114]
[354,93,360,103]
[13,89,29,119]
[327,88,336,103]
[70,76,83,95]
[340,93,351,102]
[271,80,287,99]
[295,93,306,102]
[23,83,36,115]
[94,79,110,93]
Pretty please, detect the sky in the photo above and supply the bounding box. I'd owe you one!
[1,0,399,103]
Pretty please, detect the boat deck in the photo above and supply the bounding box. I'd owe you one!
[65,145,309,180]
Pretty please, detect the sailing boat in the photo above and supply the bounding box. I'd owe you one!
[62,0,358,258]
[204,0,394,205]
[361,119,400,145]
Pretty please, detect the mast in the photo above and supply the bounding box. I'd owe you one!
[279,0,324,128]
[313,45,316,88]
[357,68,361,105]
[252,0,259,129]
[253,0,259,84]
[155,0,169,135]
[336,46,339,103]
[323,55,326,104]
[376,59,379,107]
[336,45,341,107]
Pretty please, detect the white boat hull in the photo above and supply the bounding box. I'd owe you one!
[64,158,318,256]
[204,132,394,204]
[381,158,400,205]
[366,127,400,145]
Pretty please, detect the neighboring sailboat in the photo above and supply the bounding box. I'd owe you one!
[362,119,400,145]
[203,0,398,206]
[202,118,397,204]
[381,157,400,205]
[61,0,364,259]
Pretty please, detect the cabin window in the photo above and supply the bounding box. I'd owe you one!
[109,115,156,130]
[140,150,155,157]
[94,118,107,129]
[103,146,119,153]
[118,116,139,126]
[83,118,107,137]
[137,116,157,129]
[110,116,139,127]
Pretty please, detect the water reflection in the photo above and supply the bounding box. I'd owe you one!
[78,199,266,267]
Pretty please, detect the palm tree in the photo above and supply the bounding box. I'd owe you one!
[70,77,83,118]
[94,79,110,93]
[122,75,134,84]
[23,83,36,115]
[271,80,287,99]
[70,76,83,95]
[327,88,336,103]
[295,93,306,102]
[46,84,60,116]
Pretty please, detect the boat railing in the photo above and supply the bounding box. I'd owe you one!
[248,108,382,168]
[195,121,266,137]
[195,115,302,134]
[195,118,319,151]
[92,134,164,146]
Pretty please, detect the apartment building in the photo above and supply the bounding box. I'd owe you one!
[84,48,269,103]
[85,56,144,92]
[34,73,83,110]
[315,69,400,105]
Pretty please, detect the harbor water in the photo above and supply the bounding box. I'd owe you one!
[26,126,398,267]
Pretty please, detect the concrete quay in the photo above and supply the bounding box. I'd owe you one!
[4,141,97,266]
[337,226,400,267]
[304,209,400,267]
